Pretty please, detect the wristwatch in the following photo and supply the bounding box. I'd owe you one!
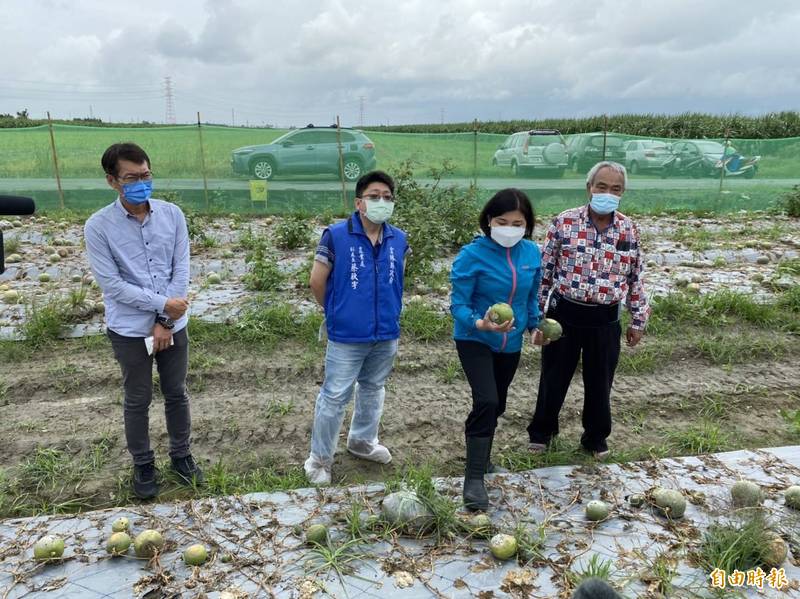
[155,315,175,330]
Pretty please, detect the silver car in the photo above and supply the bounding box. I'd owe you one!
[623,140,673,174]
[492,129,568,177]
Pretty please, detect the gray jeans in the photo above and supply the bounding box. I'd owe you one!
[108,327,191,465]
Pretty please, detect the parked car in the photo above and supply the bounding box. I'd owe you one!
[663,140,759,178]
[623,139,673,174]
[565,133,627,173]
[491,129,568,177]
[231,126,377,181]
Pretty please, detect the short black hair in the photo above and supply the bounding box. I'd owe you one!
[355,170,395,198]
[101,143,151,177]
[478,188,535,238]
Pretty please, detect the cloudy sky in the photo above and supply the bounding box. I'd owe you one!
[1,0,798,127]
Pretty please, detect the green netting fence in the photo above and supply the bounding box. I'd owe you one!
[0,124,798,215]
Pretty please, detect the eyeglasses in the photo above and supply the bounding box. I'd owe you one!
[361,193,394,202]
[117,172,154,184]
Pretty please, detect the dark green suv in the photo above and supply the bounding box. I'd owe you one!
[231,126,377,181]
[565,133,627,173]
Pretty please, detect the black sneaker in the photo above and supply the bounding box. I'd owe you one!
[171,455,205,486]
[133,462,160,499]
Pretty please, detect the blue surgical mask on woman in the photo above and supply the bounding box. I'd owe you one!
[121,179,153,205]
[589,193,620,215]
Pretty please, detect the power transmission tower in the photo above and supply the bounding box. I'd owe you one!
[164,76,176,124]
[359,96,365,127]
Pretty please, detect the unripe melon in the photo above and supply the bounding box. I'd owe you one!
[731,480,762,508]
[111,517,130,533]
[133,529,164,558]
[304,524,328,546]
[785,485,800,509]
[106,532,131,556]
[653,488,686,519]
[538,318,563,341]
[38,273,51,283]
[468,514,493,539]
[762,533,788,568]
[33,535,65,561]
[489,533,517,560]
[5,253,21,263]
[586,500,609,522]
[207,272,222,285]
[488,302,513,325]
[183,544,208,566]
[628,494,645,508]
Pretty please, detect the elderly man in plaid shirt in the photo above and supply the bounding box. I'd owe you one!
[528,161,650,459]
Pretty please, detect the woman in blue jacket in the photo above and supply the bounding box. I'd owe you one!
[450,188,544,511]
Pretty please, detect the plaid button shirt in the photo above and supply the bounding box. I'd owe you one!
[538,205,650,330]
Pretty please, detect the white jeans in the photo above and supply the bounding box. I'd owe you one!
[309,339,399,461]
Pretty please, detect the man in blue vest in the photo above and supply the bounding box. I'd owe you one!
[304,170,409,485]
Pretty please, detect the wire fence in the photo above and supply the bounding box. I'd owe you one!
[1,117,798,215]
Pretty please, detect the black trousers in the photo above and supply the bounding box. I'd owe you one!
[527,295,621,453]
[456,340,521,438]
[108,327,191,466]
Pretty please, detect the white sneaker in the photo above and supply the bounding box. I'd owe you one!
[346,439,392,464]
[304,454,331,485]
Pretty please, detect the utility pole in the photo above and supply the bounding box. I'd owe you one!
[440,107,445,125]
[359,96,365,128]
[164,76,176,124]
[232,108,235,127]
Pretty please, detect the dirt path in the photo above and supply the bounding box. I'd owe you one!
[2,334,798,514]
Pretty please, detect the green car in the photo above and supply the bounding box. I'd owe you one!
[231,126,377,181]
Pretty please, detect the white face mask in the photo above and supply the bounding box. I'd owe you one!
[490,225,525,248]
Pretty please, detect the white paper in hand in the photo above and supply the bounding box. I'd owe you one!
[145,336,174,356]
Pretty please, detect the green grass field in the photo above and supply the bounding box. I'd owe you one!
[1,124,799,180]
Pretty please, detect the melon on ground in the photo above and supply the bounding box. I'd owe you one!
[586,500,609,522]
[784,485,800,509]
[133,529,164,558]
[652,488,687,519]
[304,524,328,546]
[381,490,434,534]
[489,533,518,560]
[731,480,762,508]
[33,535,65,561]
[111,517,130,533]
[183,544,208,566]
[106,532,132,556]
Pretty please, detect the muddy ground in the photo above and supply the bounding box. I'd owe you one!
[1,212,799,514]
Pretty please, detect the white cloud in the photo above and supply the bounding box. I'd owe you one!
[0,0,798,125]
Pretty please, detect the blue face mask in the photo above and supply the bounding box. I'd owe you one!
[589,192,620,215]
[121,179,153,205]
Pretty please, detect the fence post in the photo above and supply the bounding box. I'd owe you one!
[336,115,348,214]
[46,112,65,210]
[718,128,730,195]
[472,118,478,188]
[197,112,209,211]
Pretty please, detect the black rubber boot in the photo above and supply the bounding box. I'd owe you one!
[463,436,491,511]
[486,436,509,474]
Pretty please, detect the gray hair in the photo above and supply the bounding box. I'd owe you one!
[585,161,628,189]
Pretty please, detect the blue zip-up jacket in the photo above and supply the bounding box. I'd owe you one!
[450,236,542,353]
[324,212,408,343]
